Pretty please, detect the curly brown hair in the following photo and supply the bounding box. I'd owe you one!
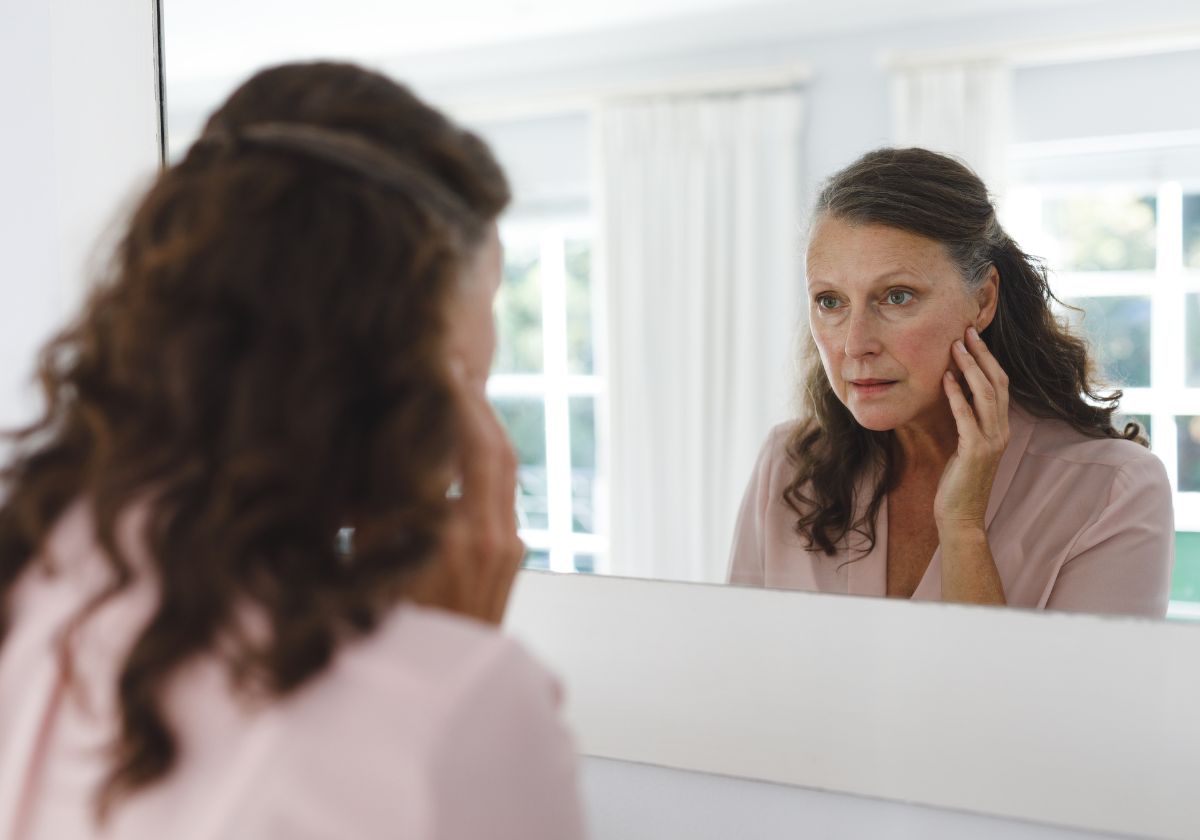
[0,62,509,815]
[785,147,1146,557]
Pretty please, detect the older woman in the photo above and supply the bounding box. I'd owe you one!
[0,63,585,838]
[729,147,1173,617]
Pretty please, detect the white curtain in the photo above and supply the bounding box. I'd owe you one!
[891,59,1012,191]
[598,89,804,583]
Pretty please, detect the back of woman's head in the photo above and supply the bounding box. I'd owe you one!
[786,147,1141,556]
[0,61,509,813]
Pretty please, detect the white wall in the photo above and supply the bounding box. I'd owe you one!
[469,112,591,216]
[388,0,1200,212]
[1013,49,1200,144]
[0,0,160,430]
[0,2,58,431]
[160,0,1200,249]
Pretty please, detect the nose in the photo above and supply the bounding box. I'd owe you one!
[843,310,883,360]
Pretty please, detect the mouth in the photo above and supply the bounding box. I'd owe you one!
[847,379,897,396]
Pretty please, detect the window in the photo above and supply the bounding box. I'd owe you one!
[1005,161,1200,620]
[490,219,607,574]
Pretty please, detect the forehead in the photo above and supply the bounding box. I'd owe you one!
[805,217,955,282]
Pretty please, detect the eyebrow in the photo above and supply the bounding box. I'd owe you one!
[807,269,925,291]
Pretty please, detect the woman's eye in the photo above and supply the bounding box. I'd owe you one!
[815,295,840,310]
[885,289,914,305]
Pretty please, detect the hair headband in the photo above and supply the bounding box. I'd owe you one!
[198,121,473,223]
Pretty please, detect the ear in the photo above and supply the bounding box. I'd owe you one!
[974,264,1000,332]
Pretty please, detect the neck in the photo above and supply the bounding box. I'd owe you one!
[891,402,959,482]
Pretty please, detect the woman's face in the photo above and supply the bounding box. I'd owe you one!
[445,223,503,393]
[805,217,997,432]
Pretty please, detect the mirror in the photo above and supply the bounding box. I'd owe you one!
[162,0,1200,620]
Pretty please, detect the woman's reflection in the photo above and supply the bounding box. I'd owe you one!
[729,148,1173,617]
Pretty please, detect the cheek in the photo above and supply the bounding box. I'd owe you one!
[891,316,960,387]
[809,324,840,380]
[810,316,846,354]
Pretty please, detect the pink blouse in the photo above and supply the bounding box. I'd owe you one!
[728,405,1174,617]
[0,502,586,839]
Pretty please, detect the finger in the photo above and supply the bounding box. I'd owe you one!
[943,371,982,446]
[446,388,505,584]
[448,367,521,593]
[964,327,1010,425]
[951,338,1001,438]
[483,413,519,539]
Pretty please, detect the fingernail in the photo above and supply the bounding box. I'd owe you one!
[968,326,980,340]
[954,340,966,352]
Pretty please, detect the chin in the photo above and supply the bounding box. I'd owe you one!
[843,400,911,432]
[851,414,899,432]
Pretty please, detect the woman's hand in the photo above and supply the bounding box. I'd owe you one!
[934,326,1010,604]
[935,326,1011,533]
[408,361,526,625]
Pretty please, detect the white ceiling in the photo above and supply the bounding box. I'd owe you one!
[164,0,1096,82]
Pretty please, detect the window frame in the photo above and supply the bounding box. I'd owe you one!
[490,215,608,574]
[1005,162,1200,539]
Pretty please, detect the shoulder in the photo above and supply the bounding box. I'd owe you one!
[738,419,810,511]
[367,606,583,838]
[764,418,805,449]
[1021,407,1161,470]
[339,603,561,709]
[251,605,579,837]
[755,419,806,475]
[1017,407,1169,498]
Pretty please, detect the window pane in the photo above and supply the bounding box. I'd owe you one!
[569,396,597,534]
[1062,296,1151,387]
[523,549,549,571]
[573,553,596,574]
[492,397,549,529]
[565,239,595,375]
[1113,413,1151,443]
[1188,294,1200,387]
[493,246,543,374]
[1179,417,1200,492]
[1173,533,1200,607]
[1042,193,1156,272]
[1185,193,1200,270]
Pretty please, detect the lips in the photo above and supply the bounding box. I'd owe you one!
[847,378,897,396]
